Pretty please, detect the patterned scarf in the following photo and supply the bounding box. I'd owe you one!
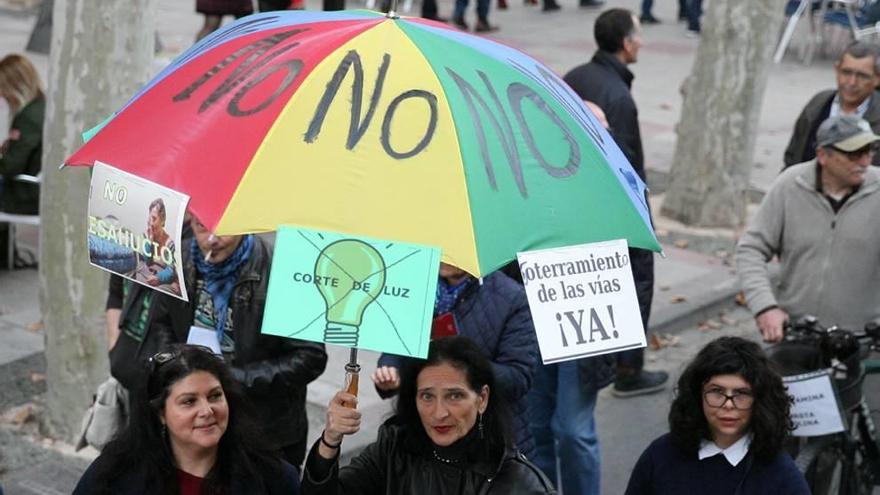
[191,234,254,340]
[434,277,473,316]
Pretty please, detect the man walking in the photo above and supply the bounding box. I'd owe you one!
[526,9,666,495]
[562,8,668,399]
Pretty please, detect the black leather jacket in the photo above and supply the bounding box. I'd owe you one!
[152,236,328,452]
[302,422,556,495]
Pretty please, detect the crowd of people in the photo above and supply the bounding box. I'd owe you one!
[3,0,878,493]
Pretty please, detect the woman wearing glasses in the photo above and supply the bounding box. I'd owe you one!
[624,337,809,494]
[73,345,300,494]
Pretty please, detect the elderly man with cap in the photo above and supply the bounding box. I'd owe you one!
[737,114,880,342]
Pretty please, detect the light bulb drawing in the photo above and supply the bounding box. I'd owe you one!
[314,239,387,347]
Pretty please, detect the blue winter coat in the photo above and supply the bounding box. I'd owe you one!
[377,272,539,458]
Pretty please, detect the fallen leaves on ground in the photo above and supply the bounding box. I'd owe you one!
[2,403,34,425]
[30,372,45,383]
[26,321,43,332]
[674,239,689,249]
[649,333,681,350]
[698,319,722,331]
[670,295,687,303]
[735,291,747,307]
[719,315,738,326]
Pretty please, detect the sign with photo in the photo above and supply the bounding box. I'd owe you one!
[87,161,190,301]
[784,370,846,437]
[518,239,646,364]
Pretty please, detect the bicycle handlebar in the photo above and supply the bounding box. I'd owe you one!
[783,316,880,363]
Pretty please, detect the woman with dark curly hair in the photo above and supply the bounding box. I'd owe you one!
[301,336,554,494]
[73,344,299,494]
[624,336,809,494]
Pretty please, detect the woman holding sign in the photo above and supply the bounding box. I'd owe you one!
[624,337,809,494]
[302,336,555,494]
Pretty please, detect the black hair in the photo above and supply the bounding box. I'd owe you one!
[594,8,636,54]
[668,336,794,462]
[88,344,280,494]
[396,336,511,462]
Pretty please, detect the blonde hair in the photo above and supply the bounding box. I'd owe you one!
[0,54,43,114]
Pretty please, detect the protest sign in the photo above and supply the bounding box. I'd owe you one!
[87,161,189,301]
[517,239,646,364]
[784,370,846,437]
[262,226,441,359]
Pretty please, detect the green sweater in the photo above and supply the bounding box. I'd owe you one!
[736,161,880,331]
[0,95,44,214]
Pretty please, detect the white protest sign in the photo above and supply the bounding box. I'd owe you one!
[87,161,190,301]
[784,370,846,437]
[517,239,646,364]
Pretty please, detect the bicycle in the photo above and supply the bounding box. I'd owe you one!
[767,316,880,495]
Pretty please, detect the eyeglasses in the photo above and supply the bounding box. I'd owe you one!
[828,143,879,160]
[703,389,754,410]
[838,67,875,83]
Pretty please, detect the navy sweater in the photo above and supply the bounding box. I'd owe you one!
[624,433,810,495]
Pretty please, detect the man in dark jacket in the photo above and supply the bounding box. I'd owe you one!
[561,7,667,399]
[371,264,539,459]
[784,41,880,168]
[525,10,663,494]
[151,217,328,469]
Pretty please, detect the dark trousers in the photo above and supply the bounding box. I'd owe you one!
[259,0,290,9]
[0,223,9,270]
[454,0,490,22]
[323,0,345,10]
[617,247,654,372]
[643,0,690,19]
[686,0,703,31]
[422,0,438,18]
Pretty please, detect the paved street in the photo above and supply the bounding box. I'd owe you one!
[0,0,868,493]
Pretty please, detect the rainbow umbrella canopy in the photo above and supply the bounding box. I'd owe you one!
[65,10,660,277]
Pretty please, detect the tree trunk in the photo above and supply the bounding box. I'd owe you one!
[660,0,786,227]
[40,0,155,442]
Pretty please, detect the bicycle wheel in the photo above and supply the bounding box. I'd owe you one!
[796,438,845,495]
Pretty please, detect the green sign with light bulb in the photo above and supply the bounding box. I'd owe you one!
[262,226,442,358]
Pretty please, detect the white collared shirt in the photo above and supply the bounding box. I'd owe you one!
[698,434,752,467]
[830,93,871,119]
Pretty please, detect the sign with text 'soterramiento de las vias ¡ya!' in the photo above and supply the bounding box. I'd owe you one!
[518,239,646,364]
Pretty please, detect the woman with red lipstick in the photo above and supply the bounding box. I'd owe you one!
[624,337,809,495]
[301,336,555,495]
[73,345,300,495]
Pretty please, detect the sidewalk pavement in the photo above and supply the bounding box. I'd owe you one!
[0,0,839,492]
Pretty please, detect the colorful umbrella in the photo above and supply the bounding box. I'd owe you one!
[65,10,659,277]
